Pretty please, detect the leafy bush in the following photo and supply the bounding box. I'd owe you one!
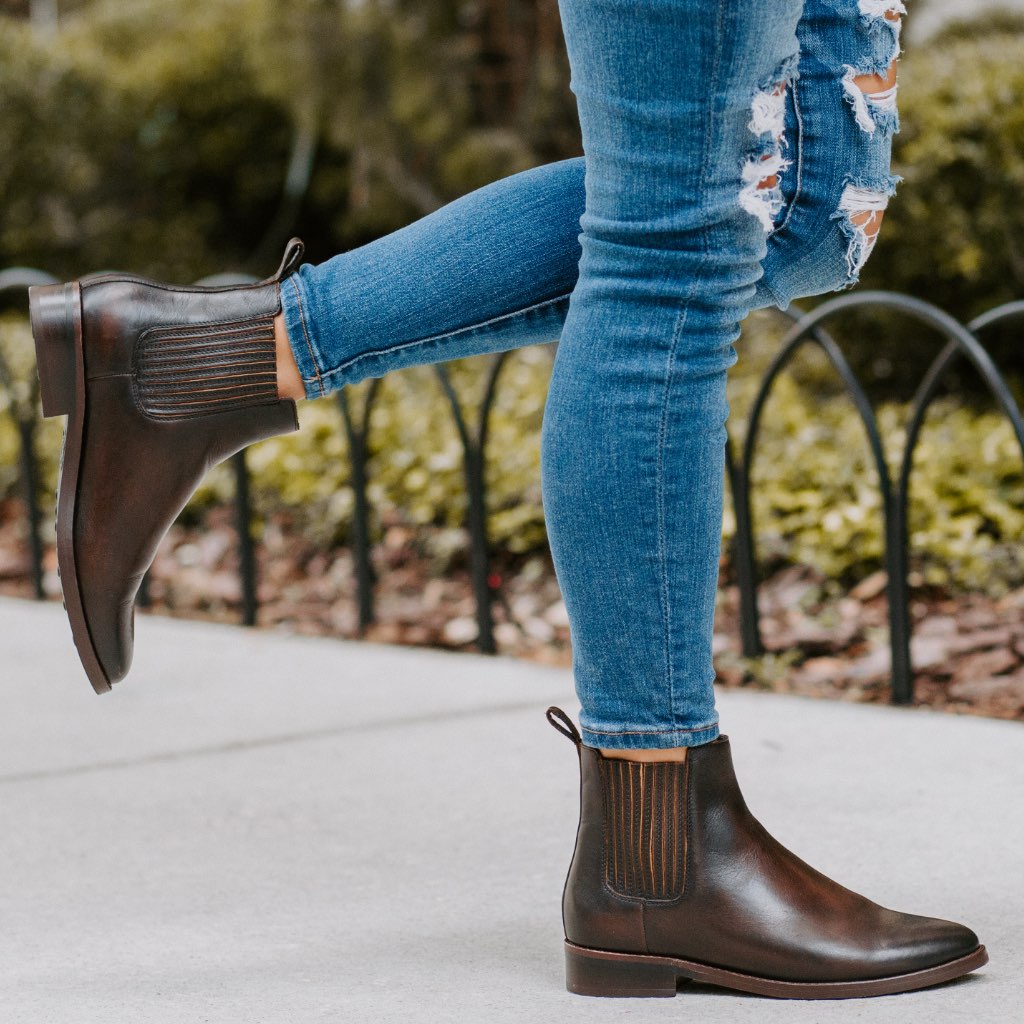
[858,14,1024,381]
[0,1,302,281]
[725,365,1024,595]
[3,2,1024,597]
[6,305,1024,594]
[0,0,577,277]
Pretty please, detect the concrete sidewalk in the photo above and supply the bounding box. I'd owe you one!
[0,596,1020,1023]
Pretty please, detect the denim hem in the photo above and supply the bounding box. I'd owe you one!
[580,721,721,751]
[279,273,327,400]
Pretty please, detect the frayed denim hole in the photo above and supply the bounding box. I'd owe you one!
[739,150,790,233]
[840,68,901,137]
[830,177,899,283]
[740,53,799,235]
[842,2,904,136]
[857,0,907,55]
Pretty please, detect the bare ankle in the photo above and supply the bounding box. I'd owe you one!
[598,746,689,763]
[274,312,306,401]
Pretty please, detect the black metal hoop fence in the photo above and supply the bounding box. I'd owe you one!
[2,270,1022,705]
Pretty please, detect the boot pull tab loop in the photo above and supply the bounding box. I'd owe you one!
[268,238,305,283]
[546,706,582,746]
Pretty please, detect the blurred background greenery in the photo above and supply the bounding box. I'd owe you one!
[0,0,579,279]
[1,1,1022,371]
[2,0,1024,597]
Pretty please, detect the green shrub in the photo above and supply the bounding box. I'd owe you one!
[863,17,1024,329]
[725,368,1024,595]
[3,3,1024,597]
[6,305,1024,594]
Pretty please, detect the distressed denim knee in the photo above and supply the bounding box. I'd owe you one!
[276,1,909,750]
[755,0,906,309]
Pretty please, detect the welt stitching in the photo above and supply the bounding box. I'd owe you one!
[134,312,278,420]
[601,758,688,902]
[141,361,276,378]
[138,312,276,346]
[143,380,278,400]
[144,323,276,342]
[141,340,275,359]
[144,397,283,420]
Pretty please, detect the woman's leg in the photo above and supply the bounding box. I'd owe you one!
[538,5,982,996]
[277,1,909,755]
[279,159,584,398]
[540,0,803,751]
[276,2,904,399]
[759,0,906,306]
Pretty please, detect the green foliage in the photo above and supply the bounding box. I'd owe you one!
[0,1,296,280]
[6,302,1024,594]
[863,17,1024,323]
[724,368,1024,595]
[0,0,577,275]
[2,2,1024,599]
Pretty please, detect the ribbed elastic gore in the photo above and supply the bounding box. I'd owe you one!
[599,757,686,900]
[136,315,278,419]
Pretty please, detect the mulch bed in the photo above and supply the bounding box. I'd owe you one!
[2,498,1022,722]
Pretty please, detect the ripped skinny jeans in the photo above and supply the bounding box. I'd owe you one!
[279,0,905,749]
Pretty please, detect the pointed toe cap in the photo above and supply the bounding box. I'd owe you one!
[890,914,982,974]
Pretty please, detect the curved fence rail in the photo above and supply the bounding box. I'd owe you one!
[1,269,1022,704]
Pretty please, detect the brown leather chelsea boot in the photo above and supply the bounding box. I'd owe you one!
[546,706,987,999]
[28,240,306,694]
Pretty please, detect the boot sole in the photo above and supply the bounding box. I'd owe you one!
[564,939,988,999]
[29,281,112,695]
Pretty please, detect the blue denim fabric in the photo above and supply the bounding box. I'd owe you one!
[280,0,904,749]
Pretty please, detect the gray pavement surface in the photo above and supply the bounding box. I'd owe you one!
[0,595,1021,1023]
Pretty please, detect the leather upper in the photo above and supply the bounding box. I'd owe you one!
[562,735,980,983]
[72,271,299,684]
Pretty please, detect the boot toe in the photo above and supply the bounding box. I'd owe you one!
[888,915,981,975]
[921,918,981,964]
[81,579,136,689]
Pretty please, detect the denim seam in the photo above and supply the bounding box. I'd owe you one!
[649,0,726,735]
[316,289,573,389]
[757,276,786,310]
[289,276,325,397]
[773,59,805,237]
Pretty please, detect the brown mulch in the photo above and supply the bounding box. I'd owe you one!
[1,499,1022,723]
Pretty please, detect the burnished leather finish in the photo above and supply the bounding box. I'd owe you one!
[30,242,304,693]
[547,706,987,997]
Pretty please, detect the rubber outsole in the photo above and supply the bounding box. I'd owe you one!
[564,939,989,999]
[29,281,112,695]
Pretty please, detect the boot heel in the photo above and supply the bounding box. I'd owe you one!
[564,942,678,998]
[29,282,81,418]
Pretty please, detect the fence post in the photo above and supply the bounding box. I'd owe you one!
[16,417,45,599]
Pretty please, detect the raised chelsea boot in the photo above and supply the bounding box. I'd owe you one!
[546,707,987,999]
[28,240,306,694]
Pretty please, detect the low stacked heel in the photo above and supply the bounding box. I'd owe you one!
[564,943,678,998]
[28,282,80,418]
